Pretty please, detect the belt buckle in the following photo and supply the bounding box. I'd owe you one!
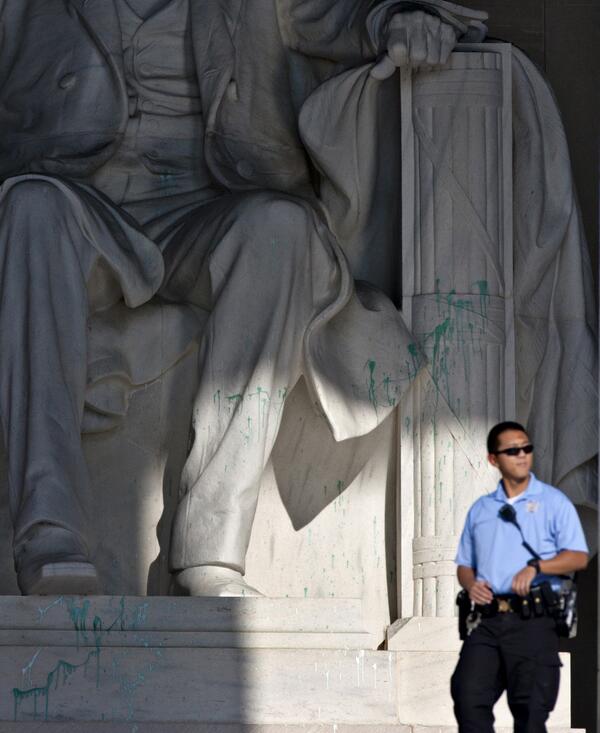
[497,599,512,613]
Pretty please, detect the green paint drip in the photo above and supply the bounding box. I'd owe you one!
[407,343,420,380]
[366,360,377,413]
[475,280,490,319]
[382,374,396,407]
[14,597,130,721]
[66,599,90,649]
[431,318,451,388]
[13,649,100,721]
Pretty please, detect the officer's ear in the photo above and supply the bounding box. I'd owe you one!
[488,452,499,470]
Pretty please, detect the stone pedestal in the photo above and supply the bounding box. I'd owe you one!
[0,596,582,732]
[1,596,388,727]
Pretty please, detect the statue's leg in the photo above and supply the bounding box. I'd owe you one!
[0,178,119,594]
[163,192,340,595]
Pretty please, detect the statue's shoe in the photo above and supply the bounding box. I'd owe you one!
[15,523,98,595]
[173,566,263,597]
[17,561,99,596]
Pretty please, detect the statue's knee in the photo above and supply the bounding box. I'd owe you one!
[239,193,314,260]
[1,179,67,221]
[0,179,80,264]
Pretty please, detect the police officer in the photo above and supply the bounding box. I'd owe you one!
[451,421,589,732]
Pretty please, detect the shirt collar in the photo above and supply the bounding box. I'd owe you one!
[492,472,542,502]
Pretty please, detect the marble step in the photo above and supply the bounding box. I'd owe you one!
[3,646,398,724]
[0,598,580,730]
[0,596,391,725]
[0,724,585,732]
[0,595,374,649]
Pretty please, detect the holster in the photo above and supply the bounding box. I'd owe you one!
[456,590,472,640]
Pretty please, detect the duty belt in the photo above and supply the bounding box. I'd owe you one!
[494,594,543,614]
[478,587,557,618]
[458,581,575,639]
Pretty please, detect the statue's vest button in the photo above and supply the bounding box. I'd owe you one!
[58,73,77,90]
[236,161,254,179]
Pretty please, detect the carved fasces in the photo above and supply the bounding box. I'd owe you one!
[399,46,514,617]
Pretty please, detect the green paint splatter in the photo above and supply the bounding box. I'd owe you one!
[241,416,253,446]
[416,278,493,420]
[66,598,90,649]
[382,374,396,407]
[366,360,377,413]
[475,280,490,319]
[431,317,451,400]
[407,342,421,381]
[13,597,132,721]
[13,653,100,722]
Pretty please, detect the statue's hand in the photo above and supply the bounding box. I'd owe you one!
[370,10,458,80]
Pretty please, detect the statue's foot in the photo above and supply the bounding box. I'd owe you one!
[15,523,99,595]
[173,566,263,597]
[18,561,99,596]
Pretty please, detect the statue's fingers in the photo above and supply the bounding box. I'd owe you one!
[386,26,409,67]
[440,24,458,65]
[424,13,442,35]
[369,54,397,80]
[426,30,442,66]
[407,29,427,65]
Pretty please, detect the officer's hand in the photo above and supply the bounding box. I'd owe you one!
[512,566,537,597]
[467,580,493,605]
[370,11,458,80]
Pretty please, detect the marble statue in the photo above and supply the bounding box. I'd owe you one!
[0,0,596,598]
[0,0,477,595]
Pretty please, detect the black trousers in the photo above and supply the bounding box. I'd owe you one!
[451,613,561,733]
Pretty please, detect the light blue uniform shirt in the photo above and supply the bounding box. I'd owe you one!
[455,473,588,593]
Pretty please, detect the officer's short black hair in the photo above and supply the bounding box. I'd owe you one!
[487,421,528,454]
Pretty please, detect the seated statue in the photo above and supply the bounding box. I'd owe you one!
[0,0,595,597]
[0,0,486,595]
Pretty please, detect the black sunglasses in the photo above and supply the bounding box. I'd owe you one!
[495,444,534,456]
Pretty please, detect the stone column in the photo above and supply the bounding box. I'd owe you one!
[398,45,515,618]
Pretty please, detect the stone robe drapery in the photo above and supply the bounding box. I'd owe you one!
[299,45,597,507]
